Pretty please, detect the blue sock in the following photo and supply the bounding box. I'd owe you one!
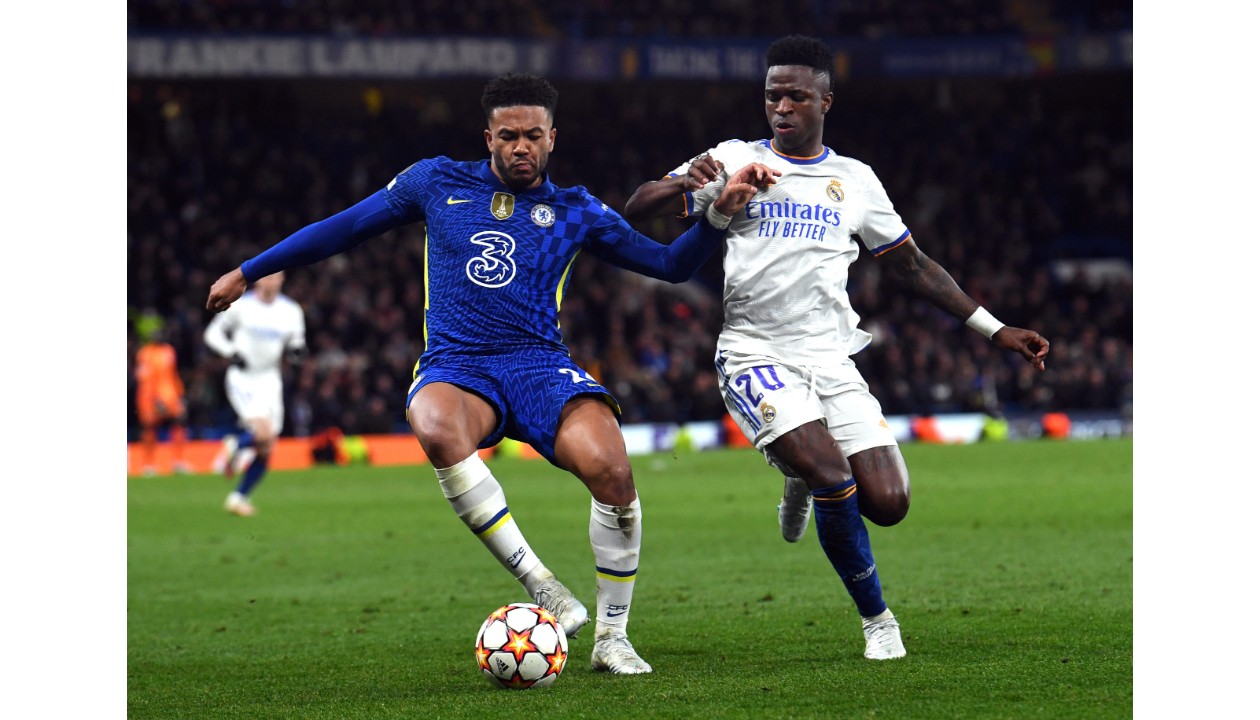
[812,478,887,618]
[236,453,269,496]
[235,431,255,450]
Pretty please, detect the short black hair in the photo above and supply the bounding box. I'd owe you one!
[481,73,559,121]
[765,35,833,91]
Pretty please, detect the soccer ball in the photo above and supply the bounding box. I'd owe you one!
[474,602,568,689]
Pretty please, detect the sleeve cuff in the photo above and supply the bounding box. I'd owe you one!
[705,204,733,230]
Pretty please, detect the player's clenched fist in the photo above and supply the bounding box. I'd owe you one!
[207,267,248,313]
[682,152,724,191]
[993,327,1050,372]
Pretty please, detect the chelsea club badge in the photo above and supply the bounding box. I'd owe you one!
[531,204,556,228]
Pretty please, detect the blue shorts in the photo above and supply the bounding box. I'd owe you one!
[405,348,621,466]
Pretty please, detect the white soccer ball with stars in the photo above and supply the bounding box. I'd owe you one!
[474,602,568,689]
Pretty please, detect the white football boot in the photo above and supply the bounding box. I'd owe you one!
[861,609,906,660]
[224,491,257,517]
[778,475,813,543]
[533,578,590,638]
[591,630,653,674]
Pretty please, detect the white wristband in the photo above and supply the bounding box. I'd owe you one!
[705,203,733,230]
[966,307,1005,339]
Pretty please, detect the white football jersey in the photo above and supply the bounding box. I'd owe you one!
[672,139,910,361]
[204,290,306,379]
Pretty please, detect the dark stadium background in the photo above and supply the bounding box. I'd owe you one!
[126,1,1133,442]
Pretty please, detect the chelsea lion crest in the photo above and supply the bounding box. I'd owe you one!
[531,204,556,228]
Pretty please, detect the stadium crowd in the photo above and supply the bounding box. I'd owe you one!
[128,70,1131,438]
[128,0,1133,38]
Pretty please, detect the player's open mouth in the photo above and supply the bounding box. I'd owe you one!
[774,122,795,134]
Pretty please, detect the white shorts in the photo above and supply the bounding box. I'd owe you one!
[715,348,896,468]
[225,367,285,434]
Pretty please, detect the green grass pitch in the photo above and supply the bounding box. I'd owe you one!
[128,439,1132,719]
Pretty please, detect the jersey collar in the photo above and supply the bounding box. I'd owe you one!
[763,139,831,165]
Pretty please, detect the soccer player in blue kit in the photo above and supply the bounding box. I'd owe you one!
[206,73,777,675]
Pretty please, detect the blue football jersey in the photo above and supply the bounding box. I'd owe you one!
[383,157,643,359]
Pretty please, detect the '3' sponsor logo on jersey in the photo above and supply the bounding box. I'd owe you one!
[466,231,516,288]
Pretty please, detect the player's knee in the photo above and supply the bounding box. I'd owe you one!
[252,423,278,451]
[581,451,635,506]
[860,483,910,526]
[410,414,471,467]
[413,427,463,467]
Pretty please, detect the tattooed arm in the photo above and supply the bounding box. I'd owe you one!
[879,238,1050,371]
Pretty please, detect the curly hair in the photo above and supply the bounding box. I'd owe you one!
[765,35,833,90]
[481,73,559,121]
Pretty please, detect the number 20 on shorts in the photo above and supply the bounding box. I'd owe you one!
[732,365,786,409]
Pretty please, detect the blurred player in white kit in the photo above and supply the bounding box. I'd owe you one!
[204,271,307,516]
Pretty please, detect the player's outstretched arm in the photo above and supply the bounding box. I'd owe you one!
[623,153,724,221]
[205,190,402,313]
[880,238,1049,371]
[591,163,778,282]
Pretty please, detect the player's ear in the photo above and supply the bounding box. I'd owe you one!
[484,127,493,151]
[822,92,833,114]
[548,126,557,151]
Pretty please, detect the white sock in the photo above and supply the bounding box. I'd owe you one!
[863,608,895,624]
[590,495,642,636]
[435,454,548,593]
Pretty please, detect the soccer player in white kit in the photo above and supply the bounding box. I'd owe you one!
[203,271,307,517]
[624,35,1050,660]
